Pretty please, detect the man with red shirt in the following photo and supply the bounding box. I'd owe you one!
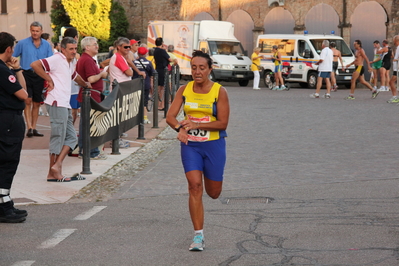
[76,36,108,159]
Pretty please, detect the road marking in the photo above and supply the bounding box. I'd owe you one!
[73,206,107,220]
[37,229,76,249]
[11,261,35,266]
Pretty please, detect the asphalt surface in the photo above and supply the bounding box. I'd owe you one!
[3,84,399,266]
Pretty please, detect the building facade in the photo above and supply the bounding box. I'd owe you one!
[0,0,52,41]
[117,0,399,66]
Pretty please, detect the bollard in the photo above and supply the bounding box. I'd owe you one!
[137,76,145,139]
[152,70,159,128]
[81,86,92,174]
[164,66,169,118]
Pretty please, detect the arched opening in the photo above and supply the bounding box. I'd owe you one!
[193,12,215,21]
[263,7,295,34]
[226,10,254,55]
[350,1,387,79]
[305,3,339,35]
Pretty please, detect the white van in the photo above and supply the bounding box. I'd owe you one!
[256,33,356,88]
[148,20,253,86]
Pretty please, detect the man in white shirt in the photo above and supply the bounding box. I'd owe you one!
[31,37,91,182]
[388,35,399,103]
[310,40,333,98]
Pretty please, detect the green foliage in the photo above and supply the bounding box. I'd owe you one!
[50,0,71,43]
[51,0,128,53]
[98,1,129,52]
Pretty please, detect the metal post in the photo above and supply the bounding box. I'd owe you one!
[171,65,176,102]
[176,64,180,96]
[81,87,92,174]
[138,77,145,139]
[164,66,169,118]
[152,70,159,128]
[111,81,120,155]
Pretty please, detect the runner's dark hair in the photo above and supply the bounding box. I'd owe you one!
[191,50,213,68]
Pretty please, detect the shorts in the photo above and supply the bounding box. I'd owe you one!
[355,65,364,76]
[46,104,77,155]
[274,65,282,73]
[157,68,166,86]
[382,61,391,70]
[372,60,382,69]
[393,71,397,76]
[318,72,331,78]
[23,70,45,103]
[70,94,80,109]
[180,137,226,182]
[332,61,338,72]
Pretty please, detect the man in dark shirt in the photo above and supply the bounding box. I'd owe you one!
[153,37,174,110]
[0,32,29,223]
[133,47,154,123]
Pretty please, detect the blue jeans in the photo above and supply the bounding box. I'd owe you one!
[78,117,100,158]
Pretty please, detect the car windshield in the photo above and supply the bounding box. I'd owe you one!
[310,39,353,56]
[208,41,245,55]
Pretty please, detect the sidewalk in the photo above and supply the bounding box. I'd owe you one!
[11,111,168,206]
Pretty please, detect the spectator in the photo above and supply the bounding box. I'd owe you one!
[0,32,29,223]
[76,36,108,160]
[30,37,90,182]
[154,37,174,110]
[53,42,60,53]
[13,21,53,138]
[133,47,154,124]
[63,27,81,124]
[310,40,333,98]
[251,47,264,90]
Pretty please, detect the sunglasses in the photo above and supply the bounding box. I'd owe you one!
[123,46,131,49]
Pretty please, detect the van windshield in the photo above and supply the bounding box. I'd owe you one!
[208,41,245,56]
[310,39,353,57]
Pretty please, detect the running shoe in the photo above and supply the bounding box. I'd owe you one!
[144,119,151,124]
[331,85,338,92]
[387,97,399,103]
[324,94,331,99]
[272,86,279,90]
[309,93,319,98]
[345,95,355,100]
[280,85,288,91]
[372,89,380,99]
[253,87,260,90]
[189,233,205,251]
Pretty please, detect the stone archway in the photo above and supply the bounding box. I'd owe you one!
[193,12,215,21]
[305,3,339,35]
[350,1,387,78]
[226,10,254,55]
[263,7,295,34]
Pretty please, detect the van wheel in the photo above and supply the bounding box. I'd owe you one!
[307,72,317,89]
[238,80,249,87]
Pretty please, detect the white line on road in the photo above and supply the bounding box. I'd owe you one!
[73,206,107,220]
[37,229,76,249]
[11,261,35,266]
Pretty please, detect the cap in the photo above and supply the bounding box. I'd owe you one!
[138,47,148,55]
[130,39,140,45]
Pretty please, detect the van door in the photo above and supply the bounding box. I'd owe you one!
[296,39,315,82]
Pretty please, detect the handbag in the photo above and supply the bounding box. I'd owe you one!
[253,63,263,71]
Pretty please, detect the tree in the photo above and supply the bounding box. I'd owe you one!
[50,0,71,43]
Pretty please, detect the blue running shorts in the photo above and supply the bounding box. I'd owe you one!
[180,138,226,182]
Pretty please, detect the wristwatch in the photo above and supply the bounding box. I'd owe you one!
[174,124,183,132]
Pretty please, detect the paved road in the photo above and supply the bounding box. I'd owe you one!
[3,85,399,266]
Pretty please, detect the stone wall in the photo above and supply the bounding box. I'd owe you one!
[116,0,399,45]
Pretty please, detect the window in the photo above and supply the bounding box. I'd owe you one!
[258,39,295,56]
[298,40,313,58]
[40,0,46,12]
[27,0,33,13]
[1,0,7,14]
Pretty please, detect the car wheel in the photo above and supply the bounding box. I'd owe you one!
[307,72,317,89]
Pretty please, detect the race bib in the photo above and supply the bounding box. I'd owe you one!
[187,115,210,142]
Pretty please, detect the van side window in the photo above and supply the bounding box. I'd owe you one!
[199,41,209,54]
[298,40,313,58]
[258,39,295,56]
